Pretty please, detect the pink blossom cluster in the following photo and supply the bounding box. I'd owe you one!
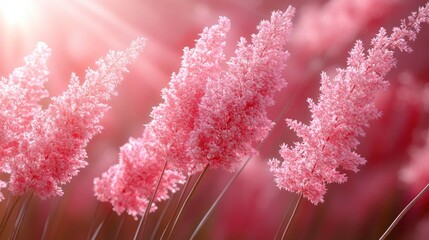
[0,38,145,199]
[94,131,185,218]
[188,8,294,172]
[147,8,295,174]
[1,43,50,169]
[1,43,51,200]
[94,16,231,217]
[144,16,231,174]
[269,3,429,204]
[94,8,295,217]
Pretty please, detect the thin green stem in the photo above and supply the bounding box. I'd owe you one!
[167,164,209,240]
[379,183,429,240]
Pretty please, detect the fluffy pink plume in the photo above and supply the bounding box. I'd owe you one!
[0,43,51,200]
[94,16,229,217]
[188,8,294,172]
[0,43,50,166]
[148,8,294,174]
[94,8,294,217]
[144,16,231,174]
[1,38,145,198]
[269,3,429,204]
[94,132,185,218]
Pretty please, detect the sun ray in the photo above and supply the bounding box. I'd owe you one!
[0,0,37,27]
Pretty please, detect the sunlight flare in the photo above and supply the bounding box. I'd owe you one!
[0,0,36,26]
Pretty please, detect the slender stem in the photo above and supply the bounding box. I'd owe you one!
[90,209,113,240]
[86,202,102,240]
[274,213,288,240]
[0,195,20,235]
[274,197,296,240]
[160,174,193,240]
[150,195,174,240]
[190,156,253,240]
[0,194,12,229]
[113,215,125,240]
[10,192,33,240]
[51,200,67,239]
[379,183,429,240]
[167,164,209,240]
[281,193,302,240]
[41,197,61,240]
[190,76,309,240]
[133,160,168,240]
[133,211,145,239]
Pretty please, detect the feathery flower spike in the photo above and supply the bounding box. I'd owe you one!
[93,131,185,218]
[149,8,294,174]
[4,38,145,198]
[188,7,295,172]
[93,18,229,217]
[144,16,231,174]
[0,43,50,169]
[269,3,429,204]
[94,8,295,217]
[1,43,51,200]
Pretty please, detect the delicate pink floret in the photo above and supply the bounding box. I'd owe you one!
[148,8,294,174]
[188,8,295,172]
[94,9,295,217]
[269,3,429,204]
[3,38,145,198]
[144,16,231,174]
[94,18,229,216]
[94,135,185,218]
[1,42,50,169]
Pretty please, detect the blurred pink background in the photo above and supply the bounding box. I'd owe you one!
[1,0,429,239]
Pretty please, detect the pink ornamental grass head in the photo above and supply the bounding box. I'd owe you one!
[94,17,230,217]
[94,8,295,217]
[148,8,294,174]
[188,8,295,172]
[269,3,429,204]
[5,38,145,198]
[144,17,230,174]
[0,42,50,168]
[94,133,185,218]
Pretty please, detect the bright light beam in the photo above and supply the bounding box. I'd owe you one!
[0,0,36,26]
